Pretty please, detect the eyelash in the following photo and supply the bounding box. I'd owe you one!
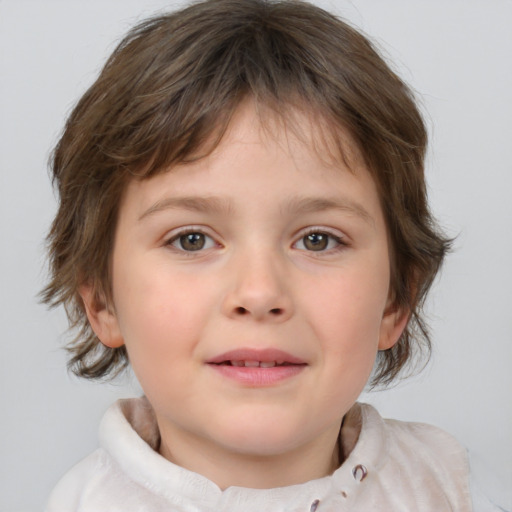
[164,227,218,253]
[164,227,347,254]
[293,228,347,254]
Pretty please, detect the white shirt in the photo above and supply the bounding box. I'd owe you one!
[45,397,501,511]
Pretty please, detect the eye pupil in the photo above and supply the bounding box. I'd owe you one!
[304,233,328,251]
[180,233,205,251]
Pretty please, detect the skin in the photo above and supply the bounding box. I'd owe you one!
[81,101,407,490]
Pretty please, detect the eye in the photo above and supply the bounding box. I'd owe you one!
[167,231,216,252]
[294,230,344,252]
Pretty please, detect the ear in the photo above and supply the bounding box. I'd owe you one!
[378,299,410,351]
[79,283,124,348]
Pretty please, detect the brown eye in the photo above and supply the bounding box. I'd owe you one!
[294,231,344,252]
[303,232,329,251]
[169,231,215,252]
[180,233,205,251]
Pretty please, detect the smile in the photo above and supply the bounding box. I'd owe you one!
[206,349,307,386]
[216,360,299,368]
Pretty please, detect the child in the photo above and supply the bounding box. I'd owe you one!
[42,0,499,510]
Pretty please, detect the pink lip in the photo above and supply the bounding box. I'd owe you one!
[206,348,307,386]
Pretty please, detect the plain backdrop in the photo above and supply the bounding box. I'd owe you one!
[1,1,511,510]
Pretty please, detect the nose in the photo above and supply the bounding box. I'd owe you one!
[222,249,294,322]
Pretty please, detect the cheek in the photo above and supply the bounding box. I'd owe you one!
[112,260,217,365]
[310,278,387,408]
[320,274,387,329]
[306,262,390,361]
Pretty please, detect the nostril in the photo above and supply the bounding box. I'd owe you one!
[232,306,284,316]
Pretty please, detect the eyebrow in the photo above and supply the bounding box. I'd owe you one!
[138,196,233,221]
[138,195,373,225]
[282,197,374,225]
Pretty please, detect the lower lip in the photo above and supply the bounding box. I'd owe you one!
[208,364,305,386]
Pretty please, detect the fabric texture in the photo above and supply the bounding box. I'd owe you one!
[46,397,479,512]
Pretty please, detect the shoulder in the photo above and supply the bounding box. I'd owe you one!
[381,410,468,465]
[44,399,144,512]
[359,403,469,466]
[343,403,473,510]
[44,398,177,512]
[368,408,507,511]
[44,449,106,512]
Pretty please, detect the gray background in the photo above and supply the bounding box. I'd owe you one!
[1,1,511,510]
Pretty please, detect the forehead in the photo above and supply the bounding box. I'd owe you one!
[131,98,366,180]
[118,101,383,232]
[226,100,365,173]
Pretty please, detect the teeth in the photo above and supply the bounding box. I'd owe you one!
[228,360,278,368]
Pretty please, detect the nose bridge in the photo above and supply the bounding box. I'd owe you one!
[224,242,292,321]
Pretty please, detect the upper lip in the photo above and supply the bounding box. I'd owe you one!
[206,348,306,365]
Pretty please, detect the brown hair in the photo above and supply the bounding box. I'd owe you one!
[42,0,450,386]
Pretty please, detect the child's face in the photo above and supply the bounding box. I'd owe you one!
[84,101,405,483]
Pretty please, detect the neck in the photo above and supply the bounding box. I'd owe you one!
[158,422,342,490]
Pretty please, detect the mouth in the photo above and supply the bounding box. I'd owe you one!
[206,349,307,386]
[206,348,306,367]
[212,360,302,368]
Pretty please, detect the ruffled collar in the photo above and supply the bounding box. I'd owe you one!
[99,397,386,511]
